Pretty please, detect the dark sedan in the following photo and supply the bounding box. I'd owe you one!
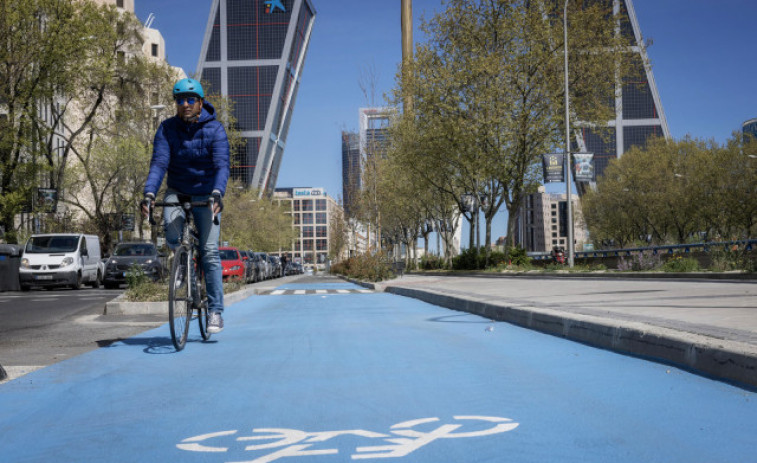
[103,242,164,289]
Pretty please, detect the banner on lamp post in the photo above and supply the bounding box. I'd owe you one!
[542,153,565,183]
[573,152,595,182]
[37,188,58,213]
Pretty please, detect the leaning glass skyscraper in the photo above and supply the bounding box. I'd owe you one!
[577,0,670,182]
[197,0,316,195]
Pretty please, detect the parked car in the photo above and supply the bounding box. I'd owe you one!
[268,255,283,278]
[219,247,245,281]
[254,252,270,279]
[19,233,104,290]
[289,262,304,275]
[248,250,263,282]
[237,250,252,283]
[103,242,164,289]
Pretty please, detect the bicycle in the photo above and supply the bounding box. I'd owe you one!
[148,196,218,351]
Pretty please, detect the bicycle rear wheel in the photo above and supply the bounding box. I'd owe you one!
[195,263,211,341]
[168,246,192,351]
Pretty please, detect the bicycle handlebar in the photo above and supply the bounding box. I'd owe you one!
[148,198,220,226]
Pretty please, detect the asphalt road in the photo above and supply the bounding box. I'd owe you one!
[0,287,164,378]
[1,276,755,462]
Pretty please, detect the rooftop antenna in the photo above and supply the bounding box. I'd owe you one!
[145,13,155,29]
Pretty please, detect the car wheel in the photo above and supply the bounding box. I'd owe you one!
[91,271,102,289]
[71,273,81,290]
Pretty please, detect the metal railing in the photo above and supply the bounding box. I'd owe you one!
[527,239,757,261]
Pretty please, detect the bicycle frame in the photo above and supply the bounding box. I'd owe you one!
[149,197,216,350]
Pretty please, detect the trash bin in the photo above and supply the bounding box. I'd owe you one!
[0,244,22,292]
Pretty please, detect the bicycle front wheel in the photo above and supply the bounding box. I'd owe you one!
[168,246,193,351]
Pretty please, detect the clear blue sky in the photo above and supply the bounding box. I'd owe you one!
[135,0,757,245]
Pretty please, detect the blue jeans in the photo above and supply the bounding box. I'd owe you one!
[163,189,224,314]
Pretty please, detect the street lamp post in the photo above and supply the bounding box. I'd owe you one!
[563,0,575,267]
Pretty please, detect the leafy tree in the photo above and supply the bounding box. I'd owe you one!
[582,134,757,246]
[0,0,148,242]
[328,204,348,263]
[390,0,637,264]
[221,183,298,252]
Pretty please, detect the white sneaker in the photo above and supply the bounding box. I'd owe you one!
[208,311,224,334]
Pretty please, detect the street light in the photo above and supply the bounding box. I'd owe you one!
[563,0,575,267]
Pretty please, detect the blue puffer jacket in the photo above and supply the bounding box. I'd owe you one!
[144,100,230,197]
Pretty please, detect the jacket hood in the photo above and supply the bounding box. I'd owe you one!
[198,99,217,123]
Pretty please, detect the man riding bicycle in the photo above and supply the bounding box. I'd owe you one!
[141,78,230,334]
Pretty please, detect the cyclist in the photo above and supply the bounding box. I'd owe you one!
[141,78,230,334]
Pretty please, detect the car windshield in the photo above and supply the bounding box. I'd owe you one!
[25,236,79,253]
[219,250,239,261]
[114,244,156,257]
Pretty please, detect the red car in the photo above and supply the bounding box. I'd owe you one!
[219,247,245,281]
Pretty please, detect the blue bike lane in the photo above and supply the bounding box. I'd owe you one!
[1,279,756,462]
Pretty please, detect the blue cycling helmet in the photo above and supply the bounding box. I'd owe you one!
[173,78,204,99]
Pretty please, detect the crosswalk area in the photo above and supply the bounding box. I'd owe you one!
[259,288,373,296]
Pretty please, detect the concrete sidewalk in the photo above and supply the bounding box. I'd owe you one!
[360,273,757,390]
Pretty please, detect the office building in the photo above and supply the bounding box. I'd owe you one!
[197,0,316,195]
[359,107,392,160]
[341,131,360,216]
[576,0,670,182]
[514,186,588,253]
[273,187,345,266]
[743,118,757,142]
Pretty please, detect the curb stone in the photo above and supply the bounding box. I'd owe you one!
[103,285,261,315]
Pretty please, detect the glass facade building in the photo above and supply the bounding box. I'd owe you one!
[743,118,757,142]
[576,0,670,183]
[341,131,360,216]
[197,0,316,195]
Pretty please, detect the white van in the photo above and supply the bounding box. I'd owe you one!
[19,234,104,290]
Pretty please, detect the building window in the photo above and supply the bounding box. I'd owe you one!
[302,226,314,238]
[302,200,313,211]
[293,200,300,212]
[551,204,557,209]
[315,212,327,224]
[302,213,313,225]
[316,199,327,211]
[316,239,328,251]
[116,0,124,8]
[302,240,313,251]
[151,43,158,57]
[293,214,300,225]
[316,226,327,238]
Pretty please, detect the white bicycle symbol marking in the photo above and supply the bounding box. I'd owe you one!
[177,415,519,462]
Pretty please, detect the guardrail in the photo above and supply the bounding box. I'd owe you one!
[527,239,757,261]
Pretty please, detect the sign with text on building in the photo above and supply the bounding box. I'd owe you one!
[293,188,324,197]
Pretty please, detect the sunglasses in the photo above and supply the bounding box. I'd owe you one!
[175,97,198,105]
